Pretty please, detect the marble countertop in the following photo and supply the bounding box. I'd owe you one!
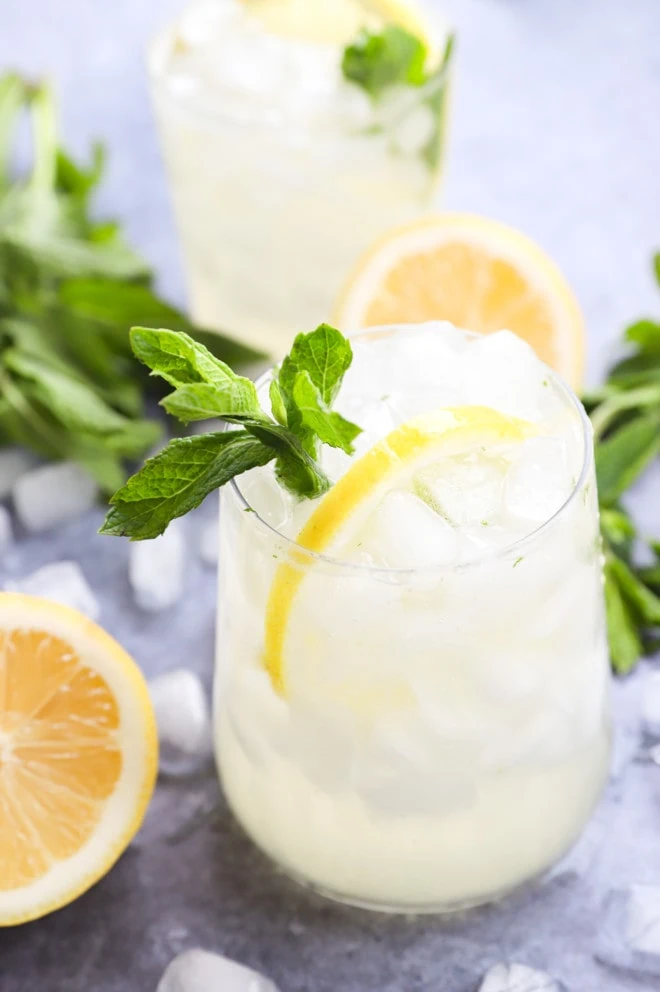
[1,0,660,989]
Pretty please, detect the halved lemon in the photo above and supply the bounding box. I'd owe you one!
[264,406,535,696]
[0,595,157,925]
[334,213,586,390]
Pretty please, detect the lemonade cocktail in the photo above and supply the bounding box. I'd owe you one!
[148,0,451,356]
[215,323,611,912]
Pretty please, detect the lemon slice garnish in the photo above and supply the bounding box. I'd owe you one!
[264,406,535,695]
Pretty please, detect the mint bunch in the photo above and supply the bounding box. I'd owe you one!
[586,253,660,673]
[101,324,361,540]
[0,73,261,491]
[341,25,455,172]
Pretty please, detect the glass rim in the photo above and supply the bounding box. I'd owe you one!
[146,19,451,131]
[230,325,594,577]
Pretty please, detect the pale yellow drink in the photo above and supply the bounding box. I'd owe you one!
[215,323,610,911]
[148,0,450,355]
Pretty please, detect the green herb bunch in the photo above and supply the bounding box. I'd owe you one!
[341,25,454,173]
[587,255,660,673]
[0,73,258,492]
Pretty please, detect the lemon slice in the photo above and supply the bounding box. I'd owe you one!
[0,595,157,926]
[334,213,586,391]
[240,0,433,46]
[264,406,535,696]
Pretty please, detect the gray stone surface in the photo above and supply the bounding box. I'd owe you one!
[0,1,660,990]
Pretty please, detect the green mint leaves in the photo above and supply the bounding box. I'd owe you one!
[342,25,428,97]
[341,25,455,174]
[587,252,660,674]
[101,324,361,540]
[0,73,261,492]
[275,324,360,456]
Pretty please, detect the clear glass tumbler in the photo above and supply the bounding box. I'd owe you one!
[148,5,449,357]
[214,329,611,913]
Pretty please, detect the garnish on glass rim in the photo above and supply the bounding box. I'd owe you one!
[100,324,361,541]
[341,24,455,172]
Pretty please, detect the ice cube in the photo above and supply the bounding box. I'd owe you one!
[6,561,100,619]
[391,105,435,156]
[359,490,458,568]
[157,949,279,992]
[597,886,660,977]
[198,519,219,567]
[13,461,98,532]
[642,672,660,738]
[463,331,548,422]
[0,447,38,499]
[0,506,13,554]
[626,885,660,956]
[149,670,212,771]
[503,438,571,524]
[479,962,560,992]
[129,522,185,611]
[416,453,504,526]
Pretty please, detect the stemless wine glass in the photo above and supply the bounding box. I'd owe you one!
[214,324,611,913]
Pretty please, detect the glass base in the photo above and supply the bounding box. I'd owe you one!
[244,826,560,916]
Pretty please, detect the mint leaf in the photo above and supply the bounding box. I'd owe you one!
[625,319,660,355]
[101,432,274,540]
[600,507,636,557]
[60,279,264,367]
[242,420,331,499]
[4,349,135,435]
[595,414,660,504]
[269,379,288,426]
[607,554,660,626]
[276,323,356,455]
[342,26,428,98]
[130,326,236,388]
[279,324,353,406]
[161,380,263,423]
[291,370,361,455]
[604,563,643,676]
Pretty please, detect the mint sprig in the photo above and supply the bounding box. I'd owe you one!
[341,25,455,174]
[101,324,361,540]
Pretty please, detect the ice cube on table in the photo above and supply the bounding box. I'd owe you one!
[157,948,279,992]
[149,670,212,771]
[642,672,660,738]
[627,885,660,955]
[13,461,98,532]
[479,962,560,991]
[0,447,38,499]
[129,522,185,611]
[597,885,660,977]
[198,519,219,567]
[503,438,571,524]
[358,490,458,568]
[0,506,13,554]
[5,561,100,619]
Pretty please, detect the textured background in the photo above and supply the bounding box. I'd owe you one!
[1,1,660,990]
